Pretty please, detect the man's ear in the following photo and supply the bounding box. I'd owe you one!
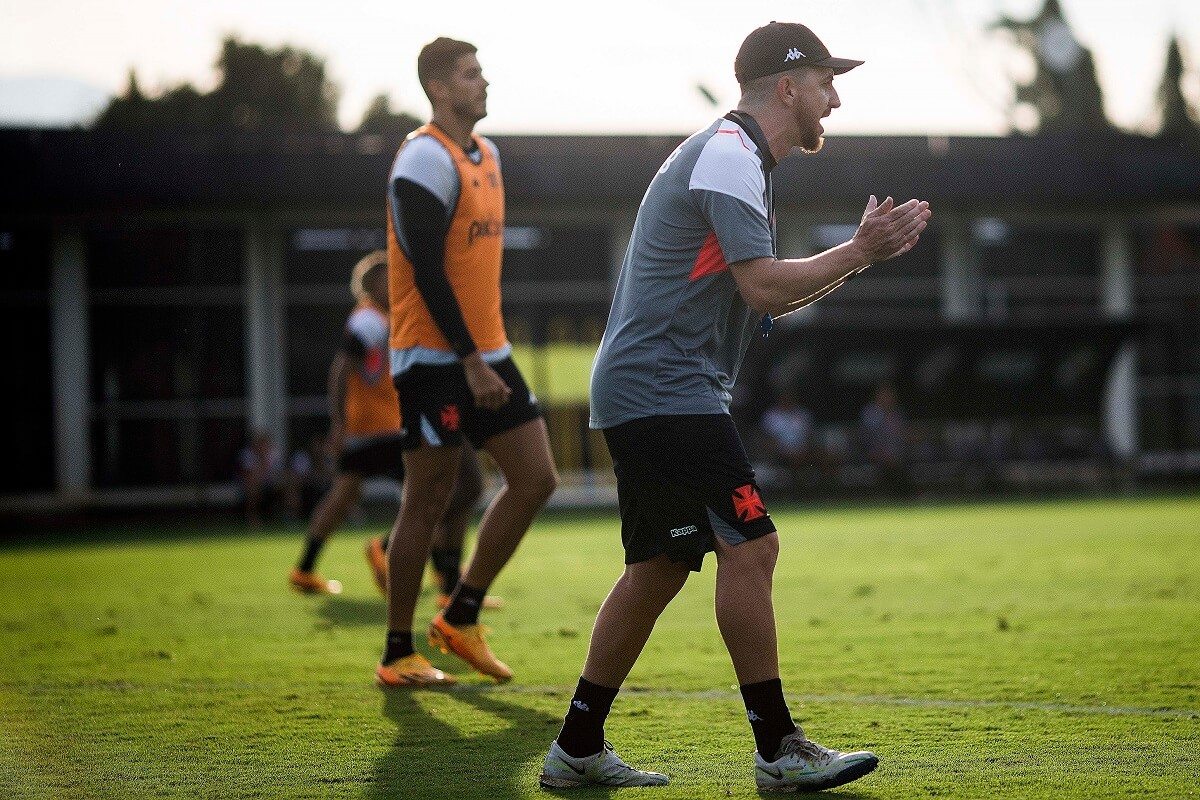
[776,74,795,104]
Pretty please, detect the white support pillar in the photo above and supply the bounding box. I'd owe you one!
[940,217,983,321]
[244,220,288,448]
[1101,221,1138,460]
[50,227,91,500]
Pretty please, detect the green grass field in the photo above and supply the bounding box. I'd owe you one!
[2,496,1198,799]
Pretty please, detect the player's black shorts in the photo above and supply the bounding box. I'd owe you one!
[602,413,776,572]
[337,433,406,481]
[394,356,542,451]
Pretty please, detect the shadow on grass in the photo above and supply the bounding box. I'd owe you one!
[367,684,877,799]
[317,596,385,626]
[367,685,606,800]
[315,588,441,628]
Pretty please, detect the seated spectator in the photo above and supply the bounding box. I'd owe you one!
[761,390,816,470]
[760,390,835,494]
[861,383,909,497]
[238,430,287,527]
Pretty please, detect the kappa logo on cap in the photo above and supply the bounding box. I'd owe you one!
[784,47,805,62]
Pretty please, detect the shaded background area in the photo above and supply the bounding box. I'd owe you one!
[2,0,1199,522]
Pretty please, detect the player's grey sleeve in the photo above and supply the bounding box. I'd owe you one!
[390,134,459,209]
[481,136,500,169]
[691,188,774,265]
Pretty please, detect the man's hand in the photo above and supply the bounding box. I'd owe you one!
[463,352,512,410]
[850,195,932,265]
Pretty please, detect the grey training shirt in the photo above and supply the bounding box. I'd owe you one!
[589,115,777,429]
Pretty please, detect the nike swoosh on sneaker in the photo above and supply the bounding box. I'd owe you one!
[761,766,783,780]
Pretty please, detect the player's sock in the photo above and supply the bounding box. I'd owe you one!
[381,630,414,664]
[380,533,389,554]
[442,582,486,626]
[430,547,462,594]
[297,537,324,573]
[739,677,798,760]
[556,677,619,758]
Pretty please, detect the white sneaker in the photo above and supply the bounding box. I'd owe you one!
[539,740,669,789]
[754,729,878,792]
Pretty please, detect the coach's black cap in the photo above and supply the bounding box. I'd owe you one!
[735,22,864,83]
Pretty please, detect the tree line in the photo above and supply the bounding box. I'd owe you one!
[96,2,1198,141]
[95,35,421,136]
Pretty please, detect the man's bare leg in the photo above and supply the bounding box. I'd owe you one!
[713,531,799,763]
[428,448,484,596]
[553,554,690,759]
[582,556,691,686]
[713,532,780,685]
[290,473,364,594]
[430,418,556,682]
[303,474,364,557]
[453,418,557,598]
[385,445,461,633]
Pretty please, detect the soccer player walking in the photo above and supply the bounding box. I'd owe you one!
[376,38,558,687]
[541,22,931,791]
[288,251,406,595]
[288,250,487,600]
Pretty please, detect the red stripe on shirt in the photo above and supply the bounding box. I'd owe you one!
[690,232,728,281]
[716,128,752,152]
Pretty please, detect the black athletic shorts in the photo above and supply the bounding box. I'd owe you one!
[337,433,406,481]
[394,356,542,450]
[602,414,776,572]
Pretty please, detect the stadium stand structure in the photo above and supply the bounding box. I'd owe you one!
[1,129,1197,513]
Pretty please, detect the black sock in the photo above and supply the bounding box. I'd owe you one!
[739,678,798,760]
[442,582,486,626]
[297,538,324,572]
[381,630,414,664]
[556,677,620,758]
[429,548,462,594]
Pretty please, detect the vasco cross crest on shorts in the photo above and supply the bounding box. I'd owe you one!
[731,484,766,522]
[440,404,461,431]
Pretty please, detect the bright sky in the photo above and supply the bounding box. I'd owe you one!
[1,0,1197,135]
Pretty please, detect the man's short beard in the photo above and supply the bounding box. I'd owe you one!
[799,135,825,154]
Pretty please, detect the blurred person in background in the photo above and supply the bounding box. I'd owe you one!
[860,382,909,497]
[759,388,821,489]
[289,250,494,602]
[377,37,557,688]
[238,430,288,528]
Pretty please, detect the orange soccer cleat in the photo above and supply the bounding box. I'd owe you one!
[364,536,388,595]
[288,567,343,595]
[427,613,513,683]
[375,653,456,688]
